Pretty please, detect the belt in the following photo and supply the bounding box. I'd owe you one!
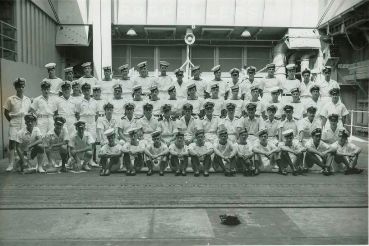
[97,113,105,117]
[37,114,52,118]
[282,93,291,96]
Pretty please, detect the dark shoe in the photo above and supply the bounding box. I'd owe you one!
[253,169,260,176]
[146,170,153,176]
[279,169,288,176]
[231,169,236,175]
[181,171,187,176]
[60,166,67,173]
[322,168,331,176]
[159,171,164,176]
[243,170,249,176]
[175,170,181,176]
[126,170,131,176]
[203,171,209,177]
[104,169,111,176]
[351,168,364,174]
[302,168,309,173]
[131,170,136,176]
[292,170,298,176]
[344,168,352,175]
[194,171,200,177]
[224,171,231,177]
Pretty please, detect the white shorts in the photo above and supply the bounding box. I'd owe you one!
[37,117,54,136]
[9,125,22,141]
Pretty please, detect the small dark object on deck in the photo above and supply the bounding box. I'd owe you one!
[219,214,241,225]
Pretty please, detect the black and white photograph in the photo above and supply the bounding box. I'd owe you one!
[0,0,368,245]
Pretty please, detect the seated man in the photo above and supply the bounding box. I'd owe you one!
[169,129,189,176]
[213,125,237,176]
[98,128,122,176]
[188,128,214,177]
[144,131,169,176]
[176,103,197,145]
[252,129,280,175]
[68,121,94,171]
[44,116,69,173]
[264,105,280,146]
[15,113,45,173]
[158,104,176,146]
[279,105,298,142]
[321,114,341,144]
[320,88,349,128]
[331,129,363,175]
[304,127,335,176]
[298,105,322,145]
[234,128,254,176]
[121,127,145,176]
[278,129,305,176]
[237,102,265,147]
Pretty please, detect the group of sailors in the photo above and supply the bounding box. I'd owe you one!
[3,60,362,176]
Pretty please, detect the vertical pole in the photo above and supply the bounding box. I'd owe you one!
[186,45,190,80]
[350,110,354,135]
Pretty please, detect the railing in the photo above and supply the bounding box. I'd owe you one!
[344,110,369,138]
[0,20,17,61]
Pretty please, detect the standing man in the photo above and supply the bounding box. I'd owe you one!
[30,81,57,136]
[320,88,349,128]
[189,65,207,99]
[154,61,173,99]
[176,103,197,145]
[243,66,260,101]
[64,67,75,82]
[109,84,126,121]
[43,63,63,97]
[201,101,221,143]
[237,103,265,147]
[138,103,160,144]
[118,103,139,143]
[54,81,77,138]
[96,103,119,146]
[281,64,300,103]
[78,62,99,88]
[259,63,282,103]
[227,68,246,99]
[185,83,204,117]
[99,66,115,101]
[304,85,323,117]
[118,64,134,99]
[299,68,315,104]
[173,68,188,101]
[207,65,229,100]
[133,61,153,96]
[3,78,32,171]
[316,66,340,105]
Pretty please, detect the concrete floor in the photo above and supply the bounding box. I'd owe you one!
[0,208,367,245]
